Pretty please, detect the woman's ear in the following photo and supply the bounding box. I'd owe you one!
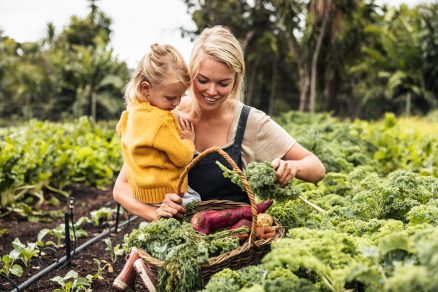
[141,81,151,97]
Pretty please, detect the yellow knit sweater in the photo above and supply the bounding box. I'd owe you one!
[116,102,195,203]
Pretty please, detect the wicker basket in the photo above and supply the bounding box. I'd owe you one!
[138,146,285,283]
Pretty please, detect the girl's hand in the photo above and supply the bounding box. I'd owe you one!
[179,117,195,143]
[155,193,185,220]
[271,158,298,187]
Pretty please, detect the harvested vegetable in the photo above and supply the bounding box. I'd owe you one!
[255,226,276,239]
[230,219,252,241]
[230,219,252,230]
[257,213,273,227]
[191,200,273,235]
[216,161,325,213]
[124,218,249,292]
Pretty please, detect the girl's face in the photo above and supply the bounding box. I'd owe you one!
[143,81,187,111]
[193,57,235,112]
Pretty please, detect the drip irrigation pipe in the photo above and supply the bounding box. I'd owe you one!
[12,215,138,292]
[0,273,20,291]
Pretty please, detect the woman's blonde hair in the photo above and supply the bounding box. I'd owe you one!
[124,44,190,106]
[189,25,245,101]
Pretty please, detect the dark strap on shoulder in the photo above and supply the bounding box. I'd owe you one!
[234,105,251,147]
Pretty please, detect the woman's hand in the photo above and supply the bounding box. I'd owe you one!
[271,158,298,187]
[155,193,186,220]
[178,117,195,143]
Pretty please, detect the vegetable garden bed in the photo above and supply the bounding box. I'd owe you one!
[1,113,438,291]
[0,186,144,291]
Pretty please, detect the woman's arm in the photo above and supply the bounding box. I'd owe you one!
[113,163,186,221]
[273,142,326,185]
[113,163,159,221]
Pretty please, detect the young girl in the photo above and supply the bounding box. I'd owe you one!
[117,43,197,205]
[113,44,197,291]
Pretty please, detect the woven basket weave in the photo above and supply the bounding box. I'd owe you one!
[138,146,285,283]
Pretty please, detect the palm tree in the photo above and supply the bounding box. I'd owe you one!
[69,43,127,120]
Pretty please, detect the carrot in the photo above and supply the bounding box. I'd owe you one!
[191,200,273,235]
[230,219,252,242]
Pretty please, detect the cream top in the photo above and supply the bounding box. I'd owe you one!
[192,101,296,168]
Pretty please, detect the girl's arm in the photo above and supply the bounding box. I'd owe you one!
[113,163,186,221]
[272,142,326,185]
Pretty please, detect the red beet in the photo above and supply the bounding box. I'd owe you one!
[191,200,273,235]
[230,219,252,230]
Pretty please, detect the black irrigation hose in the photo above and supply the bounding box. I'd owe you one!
[37,247,60,267]
[0,273,20,291]
[11,215,138,292]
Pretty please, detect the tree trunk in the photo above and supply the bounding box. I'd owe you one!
[309,0,333,113]
[405,92,411,116]
[268,56,278,116]
[241,30,255,53]
[323,70,333,111]
[281,26,309,112]
[91,91,96,121]
[246,57,259,106]
[298,67,310,112]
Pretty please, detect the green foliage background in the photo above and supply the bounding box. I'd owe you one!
[1,0,438,121]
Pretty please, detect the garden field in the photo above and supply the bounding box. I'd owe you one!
[0,112,437,291]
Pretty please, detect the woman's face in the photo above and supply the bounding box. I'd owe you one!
[193,57,235,112]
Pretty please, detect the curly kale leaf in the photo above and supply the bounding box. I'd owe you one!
[216,161,301,201]
[202,265,266,292]
[407,203,438,226]
[124,218,190,260]
[124,218,244,292]
[351,170,436,221]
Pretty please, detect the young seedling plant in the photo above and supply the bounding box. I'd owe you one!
[50,259,113,292]
[103,238,125,263]
[90,207,118,226]
[0,238,43,277]
[38,216,90,248]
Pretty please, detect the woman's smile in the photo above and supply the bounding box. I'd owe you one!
[202,95,220,104]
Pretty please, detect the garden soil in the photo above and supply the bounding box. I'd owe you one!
[0,185,146,291]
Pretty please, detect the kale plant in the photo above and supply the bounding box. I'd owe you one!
[216,161,324,213]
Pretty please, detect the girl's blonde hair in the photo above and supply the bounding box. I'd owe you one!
[189,25,245,101]
[124,44,190,106]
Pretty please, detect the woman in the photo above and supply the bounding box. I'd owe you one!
[113,25,325,222]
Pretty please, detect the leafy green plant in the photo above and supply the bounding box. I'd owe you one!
[0,237,42,278]
[0,118,122,218]
[103,238,125,263]
[38,216,90,247]
[0,252,23,277]
[125,218,247,292]
[51,270,93,292]
[216,161,324,213]
[50,258,112,292]
[11,238,41,267]
[90,207,117,226]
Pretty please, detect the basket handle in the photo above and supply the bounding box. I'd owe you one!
[177,146,258,243]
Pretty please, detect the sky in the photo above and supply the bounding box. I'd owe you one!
[0,0,434,68]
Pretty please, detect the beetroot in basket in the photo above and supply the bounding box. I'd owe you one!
[191,200,273,235]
